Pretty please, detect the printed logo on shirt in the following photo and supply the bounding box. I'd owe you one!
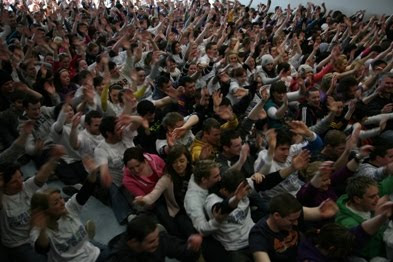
[8,211,30,227]
[227,207,249,224]
[55,225,87,253]
[273,230,298,253]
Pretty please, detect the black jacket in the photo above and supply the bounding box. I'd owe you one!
[105,232,198,262]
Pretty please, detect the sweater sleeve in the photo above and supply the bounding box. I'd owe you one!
[310,113,333,135]
[184,185,220,235]
[52,108,66,134]
[313,64,333,83]
[287,90,302,101]
[252,171,285,192]
[296,182,320,206]
[259,72,280,85]
[303,133,324,154]
[331,165,354,186]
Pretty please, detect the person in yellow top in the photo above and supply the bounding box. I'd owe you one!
[190,118,221,162]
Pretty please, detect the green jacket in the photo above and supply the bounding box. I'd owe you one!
[335,175,393,259]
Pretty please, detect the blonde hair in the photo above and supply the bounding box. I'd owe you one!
[31,188,64,230]
[334,55,348,72]
[299,161,322,181]
[31,188,61,211]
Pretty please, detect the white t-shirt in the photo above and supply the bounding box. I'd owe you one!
[204,194,254,251]
[1,177,40,247]
[184,175,220,236]
[78,129,104,157]
[254,142,307,200]
[50,124,82,164]
[94,128,135,187]
[30,195,99,262]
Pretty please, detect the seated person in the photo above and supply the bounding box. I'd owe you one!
[336,175,393,260]
[298,207,393,262]
[297,144,368,207]
[156,112,198,157]
[204,148,311,262]
[122,147,165,197]
[249,193,338,262]
[51,103,88,185]
[105,214,202,262]
[355,139,393,181]
[203,171,258,262]
[254,122,323,210]
[190,118,221,162]
[0,146,63,262]
[133,145,195,239]
[29,157,108,262]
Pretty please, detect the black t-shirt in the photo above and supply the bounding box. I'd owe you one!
[249,215,304,262]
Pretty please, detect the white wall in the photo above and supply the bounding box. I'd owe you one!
[239,0,393,17]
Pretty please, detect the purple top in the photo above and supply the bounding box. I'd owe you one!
[297,225,370,262]
[296,166,354,207]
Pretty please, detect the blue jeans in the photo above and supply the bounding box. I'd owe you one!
[109,184,134,224]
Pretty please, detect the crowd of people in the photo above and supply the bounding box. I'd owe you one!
[1,0,393,261]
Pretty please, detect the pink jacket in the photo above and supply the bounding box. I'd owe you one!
[123,154,165,197]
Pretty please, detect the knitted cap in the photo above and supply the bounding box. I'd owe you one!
[298,64,313,75]
[261,54,274,67]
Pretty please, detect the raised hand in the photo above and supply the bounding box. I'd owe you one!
[288,121,313,138]
[72,112,82,128]
[49,144,66,160]
[251,172,265,184]
[116,115,134,130]
[172,126,187,139]
[166,131,176,148]
[82,156,99,175]
[291,150,311,170]
[326,97,340,115]
[318,199,339,219]
[375,200,393,217]
[187,234,203,251]
[266,129,277,150]
[239,143,250,162]
[259,85,270,101]
[234,181,251,201]
[212,206,228,223]
[310,161,333,189]
[20,120,35,135]
[44,81,56,95]
[345,123,361,152]
[381,103,393,113]
[212,90,223,108]
[30,210,48,230]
